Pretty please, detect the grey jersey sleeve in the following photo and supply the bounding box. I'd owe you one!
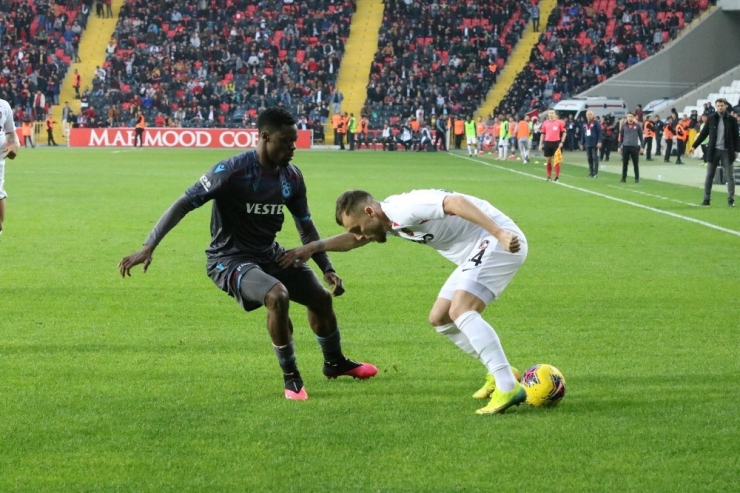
[144,195,197,248]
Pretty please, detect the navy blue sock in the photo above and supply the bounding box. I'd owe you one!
[273,340,298,375]
[316,329,344,364]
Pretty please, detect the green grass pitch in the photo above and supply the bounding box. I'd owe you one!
[1,148,738,491]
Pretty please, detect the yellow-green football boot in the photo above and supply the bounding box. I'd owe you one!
[472,367,521,399]
[475,381,527,415]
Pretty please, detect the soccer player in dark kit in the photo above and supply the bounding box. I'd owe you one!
[119,107,377,400]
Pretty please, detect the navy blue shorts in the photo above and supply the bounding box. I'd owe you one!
[207,256,328,312]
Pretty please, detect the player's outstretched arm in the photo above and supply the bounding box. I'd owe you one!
[278,233,370,269]
[442,194,521,253]
[118,195,196,278]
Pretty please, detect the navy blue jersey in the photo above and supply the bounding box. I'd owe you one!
[184,150,310,261]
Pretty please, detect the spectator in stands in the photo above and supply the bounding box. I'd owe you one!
[33,90,46,121]
[311,119,325,143]
[496,0,710,119]
[531,1,540,32]
[419,122,434,151]
[380,122,394,151]
[396,123,413,151]
[331,88,343,114]
[635,104,643,122]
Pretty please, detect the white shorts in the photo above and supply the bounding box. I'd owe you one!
[466,136,477,145]
[438,233,527,305]
[0,159,5,199]
[499,138,509,147]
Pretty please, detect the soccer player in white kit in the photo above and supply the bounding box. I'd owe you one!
[279,189,528,414]
[0,98,20,236]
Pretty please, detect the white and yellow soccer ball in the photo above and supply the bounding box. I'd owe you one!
[521,364,566,407]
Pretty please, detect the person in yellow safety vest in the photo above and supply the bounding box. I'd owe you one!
[337,112,348,150]
[22,119,35,148]
[662,116,675,163]
[453,116,465,150]
[331,112,342,146]
[464,115,477,157]
[643,117,655,161]
[498,116,510,160]
[45,116,58,146]
[674,118,688,165]
[347,112,357,151]
[516,115,532,163]
[476,116,487,153]
[134,111,146,148]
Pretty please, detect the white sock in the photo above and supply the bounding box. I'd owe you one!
[454,310,516,392]
[435,323,477,357]
[467,145,472,155]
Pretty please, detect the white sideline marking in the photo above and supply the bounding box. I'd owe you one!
[453,154,740,238]
[605,185,700,207]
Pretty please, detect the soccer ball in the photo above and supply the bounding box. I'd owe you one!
[521,364,566,407]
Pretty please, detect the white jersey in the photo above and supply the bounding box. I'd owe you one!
[380,189,525,266]
[0,98,15,152]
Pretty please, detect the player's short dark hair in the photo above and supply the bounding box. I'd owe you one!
[257,107,296,133]
[335,190,375,226]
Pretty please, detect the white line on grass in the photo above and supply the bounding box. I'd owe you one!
[605,185,700,207]
[453,154,740,238]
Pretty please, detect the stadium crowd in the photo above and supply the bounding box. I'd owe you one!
[363,0,530,128]
[1,0,717,142]
[496,0,713,118]
[83,0,355,132]
[0,0,90,124]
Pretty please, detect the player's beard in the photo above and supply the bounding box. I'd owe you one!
[373,229,387,243]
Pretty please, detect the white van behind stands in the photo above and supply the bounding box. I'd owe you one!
[551,98,628,121]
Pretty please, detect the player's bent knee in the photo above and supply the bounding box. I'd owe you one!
[428,312,452,327]
[448,305,480,322]
[263,283,290,312]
